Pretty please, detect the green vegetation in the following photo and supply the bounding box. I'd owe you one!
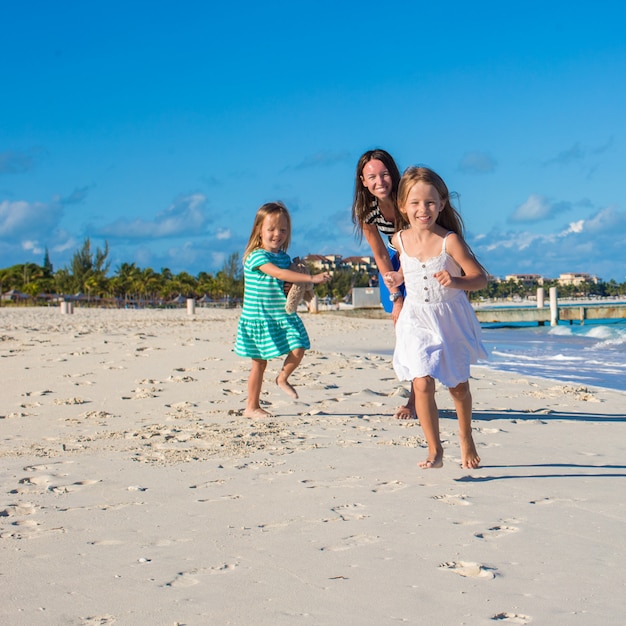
[1,240,625,306]
[0,242,370,306]
[472,278,626,301]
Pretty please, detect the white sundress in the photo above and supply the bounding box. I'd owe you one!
[393,231,487,388]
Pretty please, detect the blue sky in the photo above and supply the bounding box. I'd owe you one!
[2,1,626,281]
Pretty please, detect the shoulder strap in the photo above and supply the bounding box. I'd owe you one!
[441,231,453,254]
[397,230,406,254]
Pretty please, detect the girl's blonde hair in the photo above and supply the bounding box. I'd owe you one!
[243,201,292,260]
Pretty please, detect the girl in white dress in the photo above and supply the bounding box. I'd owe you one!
[384,167,487,469]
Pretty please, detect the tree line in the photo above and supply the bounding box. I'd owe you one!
[1,238,625,306]
[0,238,371,306]
[473,277,626,300]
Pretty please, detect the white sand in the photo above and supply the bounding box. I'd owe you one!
[1,307,625,625]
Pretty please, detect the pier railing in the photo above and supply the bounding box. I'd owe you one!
[474,287,626,326]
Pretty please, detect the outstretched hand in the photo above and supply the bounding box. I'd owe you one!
[312,272,332,285]
[383,271,403,289]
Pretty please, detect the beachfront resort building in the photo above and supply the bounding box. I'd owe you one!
[500,273,600,286]
[303,254,376,276]
[557,272,599,286]
[341,255,377,273]
[505,274,544,286]
[304,254,337,273]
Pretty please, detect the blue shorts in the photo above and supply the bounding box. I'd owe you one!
[378,247,405,313]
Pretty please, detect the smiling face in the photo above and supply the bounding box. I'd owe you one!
[260,211,290,253]
[360,159,393,201]
[400,181,444,230]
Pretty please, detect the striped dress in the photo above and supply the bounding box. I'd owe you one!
[234,248,311,359]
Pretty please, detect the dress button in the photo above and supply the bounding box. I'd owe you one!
[423,275,427,280]
[425,298,429,302]
[422,264,426,268]
[424,286,428,290]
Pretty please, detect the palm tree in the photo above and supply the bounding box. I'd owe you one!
[70,238,110,294]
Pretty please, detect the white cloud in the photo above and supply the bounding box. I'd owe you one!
[216,228,231,240]
[563,220,584,234]
[98,193,210,239]
[473,203,626,280]
[21,240,44,255]
[585,206,625,232]
[458,151,497,174]
[0,199,64,238]
[509,194,571,223]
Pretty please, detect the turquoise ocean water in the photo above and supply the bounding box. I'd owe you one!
[479,318,626,392]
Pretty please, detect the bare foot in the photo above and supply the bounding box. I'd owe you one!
[243,408,273,419]
[419,450,444,469]
[393,404,415,420]
[276,376,298,399]
[460,435,481,469]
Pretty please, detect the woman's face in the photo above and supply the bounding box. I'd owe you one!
[360,159,393,201]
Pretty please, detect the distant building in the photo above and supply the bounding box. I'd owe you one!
[303,254,338,273]
[504,273,544,286]
[558,272,599,286]
[341,255,376,274]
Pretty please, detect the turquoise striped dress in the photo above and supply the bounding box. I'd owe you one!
[234,248,311,359]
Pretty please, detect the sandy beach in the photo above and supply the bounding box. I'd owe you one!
[1,306,625,625]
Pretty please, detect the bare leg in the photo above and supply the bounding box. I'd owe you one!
[276,348,305,399]
[393,384,416,420]
[448,381,480,469]
[412,376,443,468]
[244,358,272,418]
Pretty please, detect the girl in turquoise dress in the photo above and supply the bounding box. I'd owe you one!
[235,202,331,418]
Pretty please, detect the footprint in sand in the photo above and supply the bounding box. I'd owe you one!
[164,563,238,587]
[432,493,471,506]
[79,614,116,625]
[329,503,368,521]
[18,474,57,489]
[439,560,497,579]
[529,497,554,505]
[54,397,89,405]
[491,612,532,623]
[1,519,65,540]
[166,401,197,410]
[48,479,100,494]
[196,494,242,503]
[23,389,53,397]
[167,375,197,383]
[474,524,519,540]
[371,480,406,493]
[0,502,37,517]
[320,534,379,552]
[164,572,200,587]
[3,411,30,419]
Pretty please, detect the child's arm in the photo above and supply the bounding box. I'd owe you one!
[434,233,487,291]
[383,232,404,288]
[382,232,405,324]
[383,269,404,289]
[258,263,331,285]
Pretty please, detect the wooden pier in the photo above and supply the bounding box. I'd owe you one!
[475,303,626,325]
